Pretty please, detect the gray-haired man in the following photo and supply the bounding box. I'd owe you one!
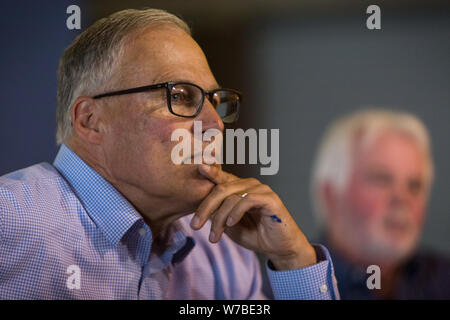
[0,9,338,299]
[311,109,450,299]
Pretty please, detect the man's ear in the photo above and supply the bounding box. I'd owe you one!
[71,96,104,145]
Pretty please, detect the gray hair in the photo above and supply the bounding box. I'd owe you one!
[56,8,191,145]
[311,109,434,225]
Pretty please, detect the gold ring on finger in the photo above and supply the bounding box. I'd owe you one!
[236,191,248,198]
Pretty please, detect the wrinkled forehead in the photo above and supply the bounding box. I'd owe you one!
[116,26,216,87]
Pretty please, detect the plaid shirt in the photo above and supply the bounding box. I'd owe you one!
[0,144,339,299]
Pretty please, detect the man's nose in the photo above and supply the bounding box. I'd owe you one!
[390,181,409,208]
[195,99,225,133]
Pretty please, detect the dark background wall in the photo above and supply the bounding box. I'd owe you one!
[0,0,84,173]
[0,1,449,255]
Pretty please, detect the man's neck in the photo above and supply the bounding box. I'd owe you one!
[66,140,193,239]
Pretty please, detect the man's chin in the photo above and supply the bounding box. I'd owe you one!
[368,235,417,263]
[172,164,218,211]
[181,171,215,206]
[193,177,215,199]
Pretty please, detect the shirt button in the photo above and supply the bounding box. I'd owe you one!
[320,284,328,293]
[139,228,147,236]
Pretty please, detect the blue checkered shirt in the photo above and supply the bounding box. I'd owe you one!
[0,144,339,299]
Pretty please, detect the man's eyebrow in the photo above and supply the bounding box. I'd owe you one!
[203,82,221,91]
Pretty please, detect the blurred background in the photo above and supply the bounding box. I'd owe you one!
[0,0,449,260]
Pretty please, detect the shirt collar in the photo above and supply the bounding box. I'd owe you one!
[53,144,196,265]
[53,144,143,246]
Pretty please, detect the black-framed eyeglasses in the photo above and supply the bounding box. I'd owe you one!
[93,81,242,124]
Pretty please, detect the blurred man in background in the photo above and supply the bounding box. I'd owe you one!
[311,109,450,299]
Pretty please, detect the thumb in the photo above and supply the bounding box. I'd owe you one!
[197,164,238,184]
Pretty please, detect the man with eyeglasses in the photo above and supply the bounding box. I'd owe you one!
[0,9,339,299]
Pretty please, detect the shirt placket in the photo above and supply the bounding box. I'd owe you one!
[138,230,189,299]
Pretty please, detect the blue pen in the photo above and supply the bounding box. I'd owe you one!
[270,215,282,223]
